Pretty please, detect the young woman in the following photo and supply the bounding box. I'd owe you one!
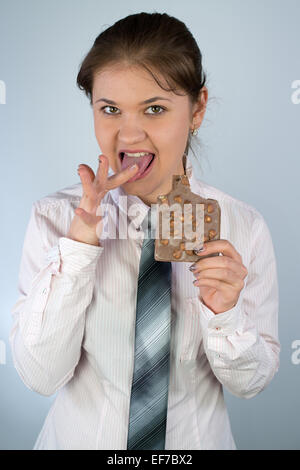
[10,12,279,450]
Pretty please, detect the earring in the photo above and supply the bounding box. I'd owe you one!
[191,127,198,136]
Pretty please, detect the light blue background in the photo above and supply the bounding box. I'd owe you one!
[1,0,299,450]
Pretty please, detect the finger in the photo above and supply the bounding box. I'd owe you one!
[195,268,244,289]
[77,165,95,198]
[190,256,247,278]
[94,155,109,191]
[75,207,103,228]
[78,164,95,181]
[106,163,139,190]
[78,160,108,207]
[194,277,243,292]
[195,240,243,264]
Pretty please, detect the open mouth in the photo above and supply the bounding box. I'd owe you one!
[119,152,155,163]
[119,152,156,181]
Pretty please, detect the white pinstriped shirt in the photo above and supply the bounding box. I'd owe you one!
[9,161,280,450]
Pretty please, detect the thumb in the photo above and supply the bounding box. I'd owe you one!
[75,208,102,228]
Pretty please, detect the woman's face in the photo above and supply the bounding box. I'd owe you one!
[92,63,207,205]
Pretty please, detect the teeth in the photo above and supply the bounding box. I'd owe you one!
[123,152,153,157]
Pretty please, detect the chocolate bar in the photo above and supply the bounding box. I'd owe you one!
[154,174,221,262]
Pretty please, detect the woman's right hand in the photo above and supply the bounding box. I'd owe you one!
[67,154,138,246]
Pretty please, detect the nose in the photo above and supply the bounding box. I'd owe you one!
[117,118,146,144]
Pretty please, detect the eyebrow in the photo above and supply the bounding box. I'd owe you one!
[94,96,172,105]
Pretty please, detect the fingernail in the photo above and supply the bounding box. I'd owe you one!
[189,264,197,271]
[193,279,198,285]
[194,244,206,254]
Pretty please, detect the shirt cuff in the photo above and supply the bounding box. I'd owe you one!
[45,237,104,275]
[198,294,244,336]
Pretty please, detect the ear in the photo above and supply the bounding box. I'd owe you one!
[191,87,208,129]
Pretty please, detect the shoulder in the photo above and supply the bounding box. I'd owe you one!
[29,183,83,246]
[190,176,273,258]
[191,176,264,226]
[33,182,82,214]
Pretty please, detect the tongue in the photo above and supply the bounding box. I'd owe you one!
[121,153,154,174]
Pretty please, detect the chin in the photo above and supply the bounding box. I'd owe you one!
[123,180,159,200]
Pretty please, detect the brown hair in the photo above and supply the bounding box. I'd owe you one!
[77,11,207,173]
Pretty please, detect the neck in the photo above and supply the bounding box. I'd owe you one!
[139,165,186,207]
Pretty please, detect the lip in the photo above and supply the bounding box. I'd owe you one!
[118,149,156,155]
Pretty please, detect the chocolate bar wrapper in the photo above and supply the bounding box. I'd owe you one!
[154,174,221,262]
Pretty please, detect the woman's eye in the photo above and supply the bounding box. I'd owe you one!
[101,106,119,114]
[146,105,165,115]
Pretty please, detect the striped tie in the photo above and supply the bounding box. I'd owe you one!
[127,211,172,450]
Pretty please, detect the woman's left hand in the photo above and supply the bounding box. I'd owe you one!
[191,240,248,315]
